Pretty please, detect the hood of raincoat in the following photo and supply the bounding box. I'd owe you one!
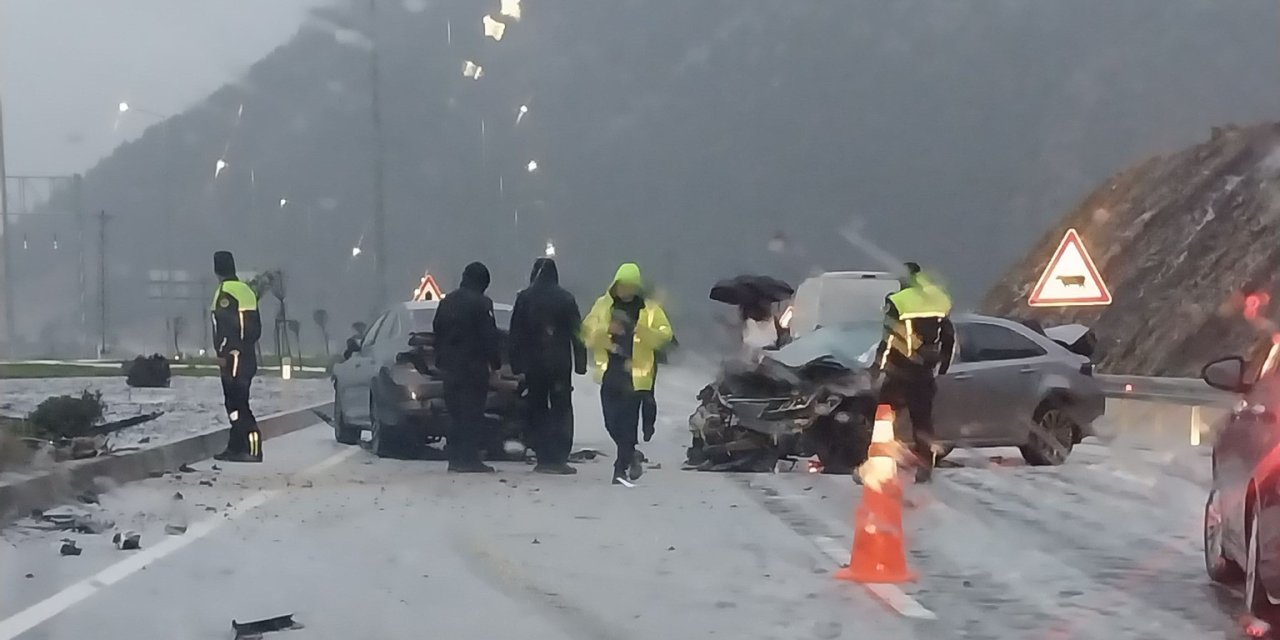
[213,251,237,280]
[608,263,644,295]
[460,261,491,293]
[530,258,559,285]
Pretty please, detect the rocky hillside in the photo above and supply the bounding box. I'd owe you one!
[983,124,1280,376]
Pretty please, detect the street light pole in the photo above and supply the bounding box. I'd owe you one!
[369,0,388,309]
[0,96,13,354]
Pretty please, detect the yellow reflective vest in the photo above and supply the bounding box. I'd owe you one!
[582,295,673,392]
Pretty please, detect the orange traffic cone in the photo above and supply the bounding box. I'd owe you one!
[836,404,916,583]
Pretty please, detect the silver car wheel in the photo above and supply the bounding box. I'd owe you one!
[1033,408,1073,465]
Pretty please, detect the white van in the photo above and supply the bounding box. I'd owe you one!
[787,271,899,338]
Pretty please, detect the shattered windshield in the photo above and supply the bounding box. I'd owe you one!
[768,322,882,370]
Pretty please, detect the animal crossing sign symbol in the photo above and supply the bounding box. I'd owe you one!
[1028,228,1112,307]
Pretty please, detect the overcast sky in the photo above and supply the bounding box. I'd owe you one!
[1,0,329,176]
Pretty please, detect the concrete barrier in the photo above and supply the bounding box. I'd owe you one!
[0,402,333,526]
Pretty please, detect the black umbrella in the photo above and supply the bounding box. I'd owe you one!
[709,275,795,307]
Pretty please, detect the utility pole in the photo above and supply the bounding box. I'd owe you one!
[369,0,388,309]
[0,96,13,354]
[98,210,109,357]
[73,175,87,353]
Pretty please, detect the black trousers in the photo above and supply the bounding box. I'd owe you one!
[525,371,574,465]
[601,385,643,476]
[640,392,657,434]
[879,371,937,467]
[640,367,657,435]
[444,376,488,464]
[219,355,259,455]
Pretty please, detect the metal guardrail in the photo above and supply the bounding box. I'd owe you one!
[1095,374,1234,448]
[1097,374,1233,407]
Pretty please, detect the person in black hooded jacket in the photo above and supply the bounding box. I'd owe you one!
[433,262,503,473]
[510,258,587,474]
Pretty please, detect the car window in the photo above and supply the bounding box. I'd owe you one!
[375,314,401,347]
[960,322,1046,362]
[362,314,389,348]
[409,308,437,332]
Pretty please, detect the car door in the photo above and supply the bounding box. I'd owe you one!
[1218,357,1280,566]
[944,321,1050,444]
[335,313,388,426]
[932,321,979,443]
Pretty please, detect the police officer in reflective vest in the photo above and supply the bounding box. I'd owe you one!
[210,251,264,462]
[871,262,954,483]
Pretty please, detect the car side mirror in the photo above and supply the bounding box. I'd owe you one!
[1202,356,1250,393]
[344,337,361,356]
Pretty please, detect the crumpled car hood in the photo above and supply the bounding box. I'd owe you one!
[765,324,881,371]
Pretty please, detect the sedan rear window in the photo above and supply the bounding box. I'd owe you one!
[409,307,513,332]
[959,323,1046,362]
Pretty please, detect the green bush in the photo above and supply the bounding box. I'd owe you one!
[28,390,106,439]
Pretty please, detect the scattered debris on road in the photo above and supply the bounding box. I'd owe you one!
[232,613,303,638]
[59,539,82,556]
[531,538,541,544]
[199,479,214,487]
[76,491,100,504]
[112,531,141,550]
[31,506,114,534]
[567,448,606,463]
[178,463,197,473]
[138,436,151,444]
[301,480,314,488]
[24,573,33,579]
[173,491,184,501]
[165,523,188,536]
[212,464,222,471]
[148,470,165,478]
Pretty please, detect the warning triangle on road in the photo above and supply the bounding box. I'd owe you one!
[1028,228,1112,307]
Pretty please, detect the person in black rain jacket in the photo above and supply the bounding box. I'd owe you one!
[510,258,587,475]
[433,262,503,473]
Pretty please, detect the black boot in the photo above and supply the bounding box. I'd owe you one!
[914,451,936,484]
[448,460,496,473]
[533,463,578,475]
[628,450,645,481]
[214,450,262,463]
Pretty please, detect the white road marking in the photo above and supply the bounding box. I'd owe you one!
[814,532,937,621]
[0,446,359,640]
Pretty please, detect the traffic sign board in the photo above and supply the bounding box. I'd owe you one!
[1028,228,1112,307]
[413,272,445,301]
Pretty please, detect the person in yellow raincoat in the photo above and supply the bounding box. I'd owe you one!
[582,263,673,485]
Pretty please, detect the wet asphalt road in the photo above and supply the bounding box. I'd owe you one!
[0,368,1258,639]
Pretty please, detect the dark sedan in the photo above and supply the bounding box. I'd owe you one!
[331,300,521,459]
[1202,343,1280,620]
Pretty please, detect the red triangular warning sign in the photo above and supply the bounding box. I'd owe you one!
[412,272,446,301]
[1028,228,1112,307]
